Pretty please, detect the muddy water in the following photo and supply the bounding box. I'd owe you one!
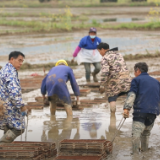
[0,30,160,67]
[0,64,160,160]
[0,26,160,160]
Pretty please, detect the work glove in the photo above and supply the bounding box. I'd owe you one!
[21,110,28,117]
[99,86,105,94]
[123,109,129,118]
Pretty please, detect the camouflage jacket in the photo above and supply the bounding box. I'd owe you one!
[100,48,131,98]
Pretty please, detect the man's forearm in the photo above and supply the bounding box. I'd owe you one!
[124,91,136,110]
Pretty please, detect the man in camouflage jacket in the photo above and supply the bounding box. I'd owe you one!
[97,43,131,113]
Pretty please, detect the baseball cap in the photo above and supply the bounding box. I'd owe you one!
[89,27,97,33]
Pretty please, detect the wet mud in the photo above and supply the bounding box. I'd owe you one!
[0,64,160,160]
[0,6,160,159]
[0,30,160,67]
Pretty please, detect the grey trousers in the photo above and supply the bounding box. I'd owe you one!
[49,95,72,116]
[132,121,154,153]
[83,62,101,81]
[0,125,24,144]
[49,95,71,107]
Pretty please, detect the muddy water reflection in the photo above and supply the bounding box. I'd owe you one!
[0,98,160,159]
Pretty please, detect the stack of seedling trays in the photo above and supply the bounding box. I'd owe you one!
[0,141,57,160]
[56,139,112,160]
[56,155,103,160]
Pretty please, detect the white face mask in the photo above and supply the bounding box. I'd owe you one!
[90,35,96,39]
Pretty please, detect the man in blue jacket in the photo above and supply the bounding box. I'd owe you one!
[0,51,27,144]
[41,59,80,116]
[123,62,160,154]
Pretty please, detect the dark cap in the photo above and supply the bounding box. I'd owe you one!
[89,27,97,33]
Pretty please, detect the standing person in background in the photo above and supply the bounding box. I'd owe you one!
[41,59,80,116]
[72,27,102,82]
[0,51,27,144]
[123,62,160,154]
[97,43,131,114]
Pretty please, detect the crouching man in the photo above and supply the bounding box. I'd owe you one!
[41,59,80,116]
[0,51,27,144]
[123,62,160,154]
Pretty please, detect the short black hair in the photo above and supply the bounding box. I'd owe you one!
[97,42,109,50]
[9,51,25,60]
[134,62,148,73]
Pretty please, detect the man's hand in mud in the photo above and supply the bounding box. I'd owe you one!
[123,109,129,118]
[21,106,27,112]
[76,96,80,105]
[71,58,75,64]
[0,99,5,117]
[99,86,105,94]
[21,106,28,117]
[42,95,46,101]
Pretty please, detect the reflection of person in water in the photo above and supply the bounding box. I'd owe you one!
[104,113,117,141]
[41,116,80,143]
[49,116,73,143]
[81,117,102,139]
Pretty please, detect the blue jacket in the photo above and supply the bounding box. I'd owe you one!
[41,65,80,104]
[0,63,25,130]
[79,36,101,50]
[130,72,160,115]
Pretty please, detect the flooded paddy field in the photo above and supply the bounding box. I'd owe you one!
[1,62,160,160]
[0,28,160,159]
[0,6,160,160]
[0,29,160,67]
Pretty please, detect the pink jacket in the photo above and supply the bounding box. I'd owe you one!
[73,46,81,57]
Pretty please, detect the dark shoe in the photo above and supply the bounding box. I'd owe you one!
[92,72,98,82]
[86,79,91,83]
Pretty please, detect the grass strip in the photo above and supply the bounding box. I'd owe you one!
[0,51,159,70]
[123,50,160,61]
[20,60,78,70]
[0,0,158,8]
[1,19,160,34]
[17,51,160,70]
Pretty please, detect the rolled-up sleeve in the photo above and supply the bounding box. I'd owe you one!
[7,78,24,109]
[68,69,80,96]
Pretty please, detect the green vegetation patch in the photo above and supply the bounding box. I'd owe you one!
[19,50,160,70]
[0,0,158,8]
[20,60,78,70]
[123,50,160,61]
[1,18,160,35]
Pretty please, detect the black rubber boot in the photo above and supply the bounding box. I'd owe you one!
[92,72,98,82]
